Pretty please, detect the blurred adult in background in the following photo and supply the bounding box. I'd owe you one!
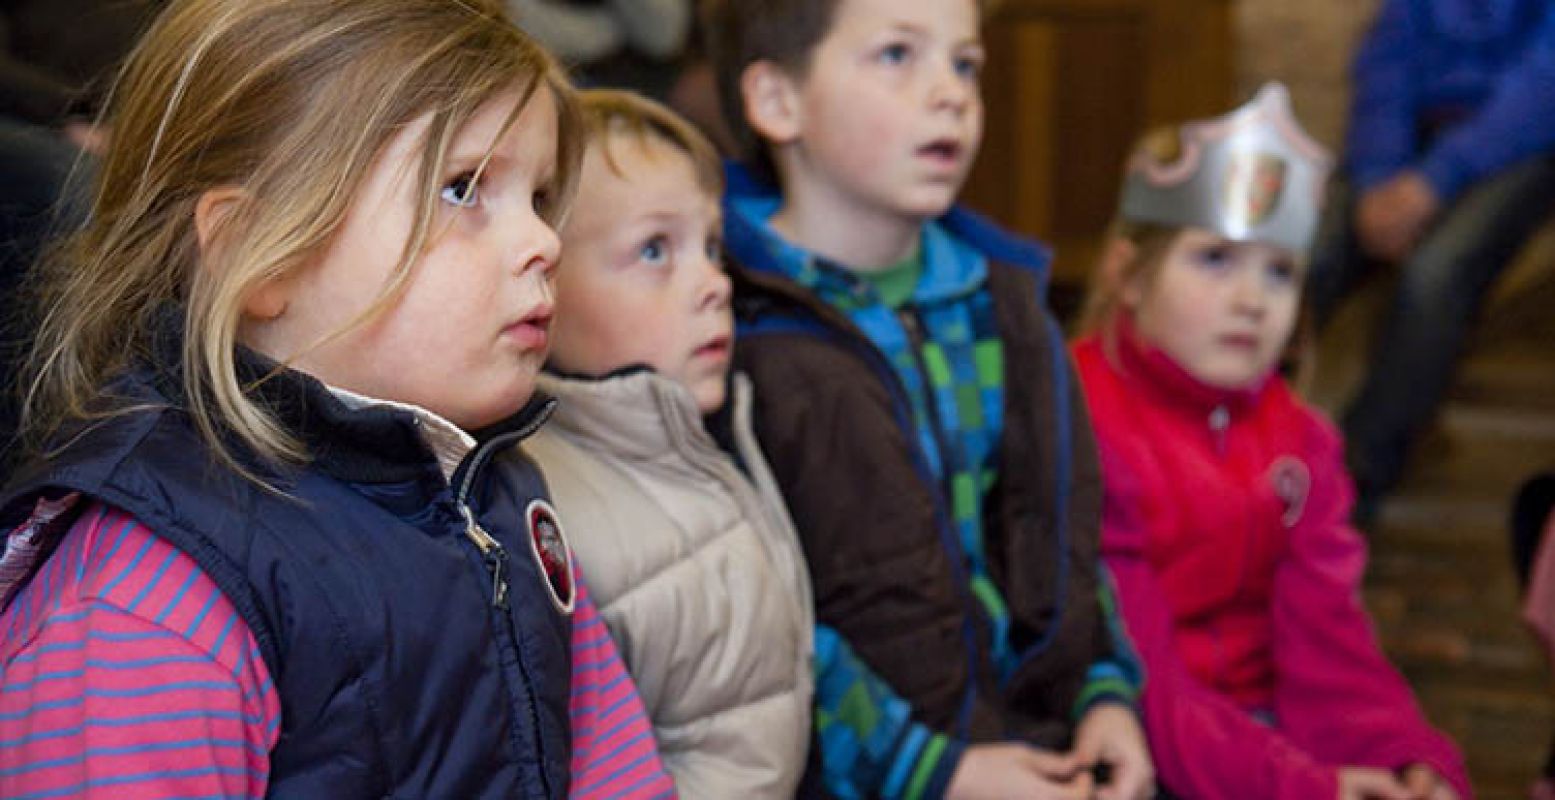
[506,0,691,99]
[1307,0,1555,523]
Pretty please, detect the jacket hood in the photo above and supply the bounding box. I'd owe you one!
[721,160,1053,302]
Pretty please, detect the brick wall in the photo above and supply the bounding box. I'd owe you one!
[1234,0,1381,149]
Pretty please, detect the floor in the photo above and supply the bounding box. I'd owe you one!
[1310,241,1555,800]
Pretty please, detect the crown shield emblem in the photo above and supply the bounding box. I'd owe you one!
[1119,82,1331,253]
[1224,150,1288,230]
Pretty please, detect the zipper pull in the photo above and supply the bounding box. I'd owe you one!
[461,505,510,609]
[1209,405,1230,454]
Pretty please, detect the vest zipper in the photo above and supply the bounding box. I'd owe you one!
[896,309,960,506]
[897,307,1001,719]
[447,399,558,797]
[461,505,509,609]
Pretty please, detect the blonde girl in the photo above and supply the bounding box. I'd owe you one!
[0,0,669,797]
[1071,84,1469,800]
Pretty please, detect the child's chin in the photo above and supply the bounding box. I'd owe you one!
[896,191,961,221]
[693,380,729,415]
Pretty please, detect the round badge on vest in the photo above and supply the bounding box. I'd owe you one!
[526,499,575,614]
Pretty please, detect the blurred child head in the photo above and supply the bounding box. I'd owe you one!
[24,0,582,468]
[1080,85,1330,391]
[546,90,733,413]
[704,0,985,223]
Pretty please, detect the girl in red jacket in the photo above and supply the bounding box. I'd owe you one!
[1072,83,1471,800]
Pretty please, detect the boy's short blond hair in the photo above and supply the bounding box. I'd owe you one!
[578,89,724,198]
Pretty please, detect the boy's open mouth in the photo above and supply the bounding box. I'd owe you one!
[918,139,963,163]
[694,335,732,359]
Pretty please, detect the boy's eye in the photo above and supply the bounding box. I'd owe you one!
[705,235,723,263]
[953,54,984,80]
[877,42,911,65]
[440,173,479,208]
[532,188,552,217]
[640,235,670,266]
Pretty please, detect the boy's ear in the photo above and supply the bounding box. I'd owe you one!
[741,60,802,144]
[1100,236,1144,310]
[195,186,290,321]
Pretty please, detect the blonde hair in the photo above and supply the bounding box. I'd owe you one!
[1076,127,1186,338]
[20,0,582,477]
[577,89,724,197]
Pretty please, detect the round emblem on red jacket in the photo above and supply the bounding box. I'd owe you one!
[526,499,575,614]
[1267,456,1311,528]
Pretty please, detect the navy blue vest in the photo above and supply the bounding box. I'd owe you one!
[1,360,573,799]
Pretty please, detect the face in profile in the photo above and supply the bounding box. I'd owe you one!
[547,132,733,413]
[243,87,564,429]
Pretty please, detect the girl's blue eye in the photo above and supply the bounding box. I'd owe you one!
[1267,260,1299,286]
[878,43,910,65]
[441,173,479,208]
[705,235,723,263]
[954,55,983,80]
[1193,245,1233,270]
[640,235,670,265]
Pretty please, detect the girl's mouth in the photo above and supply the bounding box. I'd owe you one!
[504,305,553,351]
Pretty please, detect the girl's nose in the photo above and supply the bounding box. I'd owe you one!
[518,219,562,278]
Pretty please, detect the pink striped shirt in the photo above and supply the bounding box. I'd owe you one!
[568,577,676,799]
[0,502,278,799]
[0,500,674,799]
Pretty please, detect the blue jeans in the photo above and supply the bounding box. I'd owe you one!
[1307,155,1555,502]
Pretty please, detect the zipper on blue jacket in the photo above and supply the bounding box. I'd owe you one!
[449,402,558,798]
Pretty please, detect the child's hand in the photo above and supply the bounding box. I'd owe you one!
[947,743,1091,800]
[1398,763,1460,800]
[1072,702,1155,800]
[1337,766,1412,800]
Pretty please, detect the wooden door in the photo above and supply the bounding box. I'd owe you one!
[965,0,1235,295]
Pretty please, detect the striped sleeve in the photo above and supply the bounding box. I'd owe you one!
[1071,568,1144,721]
[0,501,280,800]
[567,573,675,799]
[813,624,964,800]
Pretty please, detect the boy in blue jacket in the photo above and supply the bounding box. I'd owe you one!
[1308,0,1555,518]
[704,0,1152,798]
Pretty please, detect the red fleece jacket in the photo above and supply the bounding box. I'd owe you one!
[1073,324,1470,800]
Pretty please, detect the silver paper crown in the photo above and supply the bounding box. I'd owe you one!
[1119,82,1333,253]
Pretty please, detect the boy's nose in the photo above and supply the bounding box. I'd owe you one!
[929,63,973,112]
[699,258,733,310]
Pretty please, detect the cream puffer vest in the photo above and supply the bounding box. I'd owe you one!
[526,370,814,799]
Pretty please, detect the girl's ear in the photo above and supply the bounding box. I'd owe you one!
[741,60,801,144]
[195,187,290,320]
[1100,236,1144,310]
[195,186,245,257]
